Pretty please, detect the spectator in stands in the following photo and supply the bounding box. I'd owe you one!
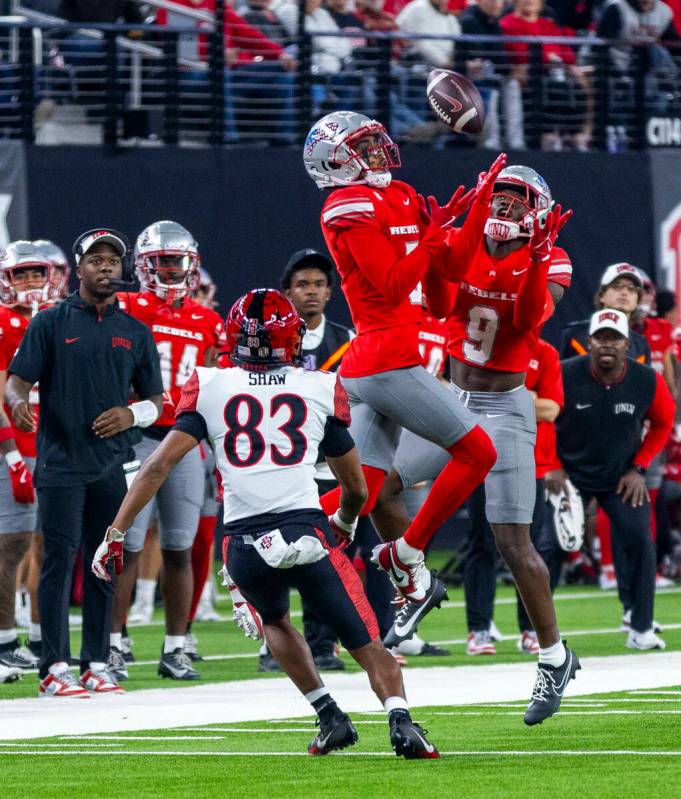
[325,0,366,31]
[277,0,353,74]
[59,0,146,23]
[237,0,292,47]
[500,0,594,150]
[545,0,598,31]
[457,0,526,148]
[597,0,680,117]
[396,0,462,68]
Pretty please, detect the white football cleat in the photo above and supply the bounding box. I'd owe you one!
[626,629,666,651]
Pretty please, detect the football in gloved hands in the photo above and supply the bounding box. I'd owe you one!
[426,69,485,135]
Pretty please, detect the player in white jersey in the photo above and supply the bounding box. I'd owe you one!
[92,289,439,759]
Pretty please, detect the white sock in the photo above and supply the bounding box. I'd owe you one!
[48,661,69,676]
[110,632,122,650]
[28,623,41,642]
[395,538,423,563]
[164,635,185,654]
[305,687,330,705]
[89,661,106,673]
[0,628,17,646]
[384,696,409,714]
[538,639,566,667]
[136,579,156,605]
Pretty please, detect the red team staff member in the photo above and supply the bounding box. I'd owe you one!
[304,110,504,611]
[109,221,225,682]
[375,166,579,725]
[94,288,440,759]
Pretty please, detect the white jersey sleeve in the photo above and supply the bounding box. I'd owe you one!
[192,365,343,525]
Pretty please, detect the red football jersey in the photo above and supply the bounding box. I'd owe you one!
[118,292,225,426]
[447,242,572,373]
[321,180,435,378]
[525,339,563,479]
[664,427,681,483]
[0,305,39,456]
[418,310,448,377]
[639,316,673,374]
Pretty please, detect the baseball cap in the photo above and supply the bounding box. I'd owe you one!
[280,248,334,289]
[588,308,629,339]
[76,230,127,261]
[599,262,643,289]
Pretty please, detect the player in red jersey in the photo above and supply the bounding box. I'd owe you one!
[109,221,225,682]
[304,110,503,617]
[372,165,579,725]
[0,242,54,673]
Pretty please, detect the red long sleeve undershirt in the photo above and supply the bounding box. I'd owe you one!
[633,372,676,469]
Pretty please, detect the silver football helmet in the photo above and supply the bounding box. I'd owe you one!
[303,111,400,189]
[0,240,52,307]
[135,220,200,303]
[33,239,70,302]
[484,165,554,242]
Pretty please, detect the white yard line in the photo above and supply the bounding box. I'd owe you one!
[2,651,681,742]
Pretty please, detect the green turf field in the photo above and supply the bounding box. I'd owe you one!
[1,569,679,799]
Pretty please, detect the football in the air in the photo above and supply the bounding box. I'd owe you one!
[426,69,485,135]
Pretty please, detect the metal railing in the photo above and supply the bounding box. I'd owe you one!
[0,14,679,150]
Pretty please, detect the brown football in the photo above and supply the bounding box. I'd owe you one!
[426,69,485,135]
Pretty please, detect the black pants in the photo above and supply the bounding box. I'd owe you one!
[37,467,127,677]
[464,479,562,632]
[584,489,656,633]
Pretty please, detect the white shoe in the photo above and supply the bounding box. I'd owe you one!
[620,610,662,633]
[626,629,666,651]
[0,664,22,683]
[488,621,503,642]
[655,573,674,589]
[599,569,617,591]
[128,601,153,625]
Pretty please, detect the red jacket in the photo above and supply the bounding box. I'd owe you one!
[499,13,577,65]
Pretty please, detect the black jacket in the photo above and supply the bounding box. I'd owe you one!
[558,318,651,365]
[9,292,162,486]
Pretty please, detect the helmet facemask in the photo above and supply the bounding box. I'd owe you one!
[138,253,200,305]
[1,262,52,310]
[340,126,400,188]
[484,168,553,242]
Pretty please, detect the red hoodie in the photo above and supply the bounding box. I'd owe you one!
[499,13,577,65]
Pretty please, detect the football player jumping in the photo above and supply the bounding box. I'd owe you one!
[304,110,504,619]
[109,221,225,681]
[372,165,580,725]
[0,242,54,675]
[93,288,440,759]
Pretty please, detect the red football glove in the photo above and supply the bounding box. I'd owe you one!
[7,456,35,504]
[475,152,508,205]
[329,510,358,550]
[91,527,125,582]
[419,185,476,229]
[529,203,572,264]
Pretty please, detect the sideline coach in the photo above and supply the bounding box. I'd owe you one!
[4,229,163,696]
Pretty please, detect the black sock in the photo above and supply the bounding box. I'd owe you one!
[312,696,340,724]
[388,708,411,724]
[186,621,192,634]
[121,623,128,637]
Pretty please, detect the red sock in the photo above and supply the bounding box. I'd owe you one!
[189,515,217,622]
[404,425,496,551]
[649,488,659,543]
[320,465,386,517]
[597,508,613,568]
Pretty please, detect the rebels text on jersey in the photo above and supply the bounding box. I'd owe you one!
[118,292,225,426]
[321,180,453,377]
[0,305,38,456]
[447,244,572,373]
[176,365,351,524]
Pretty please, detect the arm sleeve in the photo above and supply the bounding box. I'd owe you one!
[7,313,50,384]
[513,261,551,331]
[131,327,164,399]
[633,373,675,468]
[423,265,458,319]
[338,223,449,305]
[320,416,355,458]
[174,411,208,444]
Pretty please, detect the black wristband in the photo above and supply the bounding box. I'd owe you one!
[632,464,647,476]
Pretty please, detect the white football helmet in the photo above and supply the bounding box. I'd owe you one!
[0,241,52,308]
[484,165,554,242]
[33,239,70,302]
[135,220,200,304]
[546,478,585,553]
[303,111,400,189]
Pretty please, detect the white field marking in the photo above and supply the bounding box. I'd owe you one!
[0,743,122,748]
[2,750,681,758]
[427,710,681,717]
[629,690,681,696]
[61,735,229,741]
[3,652,681,742]
[163,728,316,733]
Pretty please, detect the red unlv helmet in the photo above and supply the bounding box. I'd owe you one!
[226,288,306,370]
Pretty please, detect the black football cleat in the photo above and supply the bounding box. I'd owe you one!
[158,648,200,681]
[389,714,439,759]
[524,643,581,726]
[383,574,448,648]
[308,711,358,755]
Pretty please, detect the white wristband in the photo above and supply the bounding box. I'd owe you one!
[332,510,357,534]
[4,450,22,467]
[129,400,159,428]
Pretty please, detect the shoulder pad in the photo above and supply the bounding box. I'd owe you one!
[322,187,377,230]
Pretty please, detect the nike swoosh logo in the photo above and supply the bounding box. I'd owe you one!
[191,314,203,320]
[163,661,190,677]
[512,269,528,276]
[412,728,436,754]
[394,601,431,635]
[435,89,463,112]
[650,335,661,340]
[389,563,407,587]
[65,337,80,344]
[485,413,505,418]
[555,651,574,692]
[403,198,410,206]
[20,472,28,484]
[576,403,592,410]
